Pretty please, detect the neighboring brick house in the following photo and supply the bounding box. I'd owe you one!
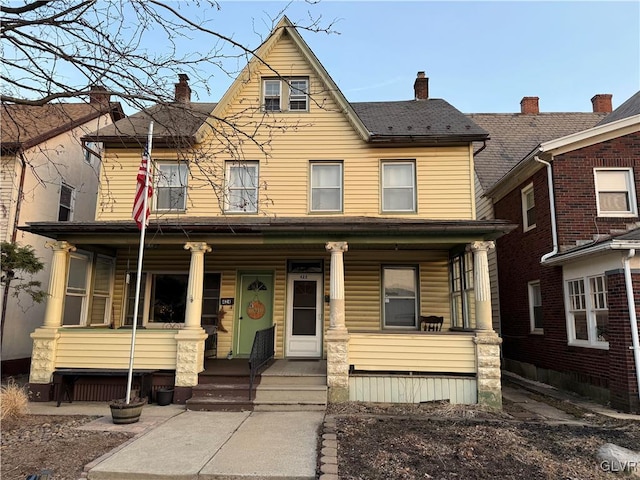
[469,98,610,332]
[482,92,640,413]
[0,91,124,375]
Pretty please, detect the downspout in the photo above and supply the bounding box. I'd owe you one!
[535,156,559,262]
[622,249,640,406]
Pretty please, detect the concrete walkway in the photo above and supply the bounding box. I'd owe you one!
[86,410,324,480]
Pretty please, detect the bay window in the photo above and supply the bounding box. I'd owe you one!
[63,252,114,326]
[566,275,609,347]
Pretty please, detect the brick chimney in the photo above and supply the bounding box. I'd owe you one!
[520,96,539,114]
[414,71,428,100]
[89,85,110,109]
[175,74,191,103]
[591,94,612,113]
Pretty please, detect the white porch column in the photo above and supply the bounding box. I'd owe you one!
[174,242,210,390]
[468,241,494,332]
[43,241,76,328]
[468,241,503,408]
[183,242,212,329]
[29,241,75,388]
[325,241,350,402]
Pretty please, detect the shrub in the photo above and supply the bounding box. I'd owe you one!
[0,380,29,421]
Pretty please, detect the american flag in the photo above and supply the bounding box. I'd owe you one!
[132,150,153,230]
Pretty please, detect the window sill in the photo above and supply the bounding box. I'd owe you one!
[597,213,638,218]
[529,329,544,335]
[567,341,609,350]
[523,225,536,232]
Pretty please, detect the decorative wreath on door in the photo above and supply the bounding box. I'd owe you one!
[247,299,265,319]
[246,278,267,320]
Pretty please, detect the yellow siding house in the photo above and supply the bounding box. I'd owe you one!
[24,17,514,407]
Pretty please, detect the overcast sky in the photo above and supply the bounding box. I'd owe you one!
[184,1,639,114]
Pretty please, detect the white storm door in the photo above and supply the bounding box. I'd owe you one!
[286,273,323,357]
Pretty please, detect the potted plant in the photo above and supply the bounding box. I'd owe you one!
[109,395,146,424]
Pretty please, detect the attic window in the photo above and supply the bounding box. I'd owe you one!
[262,77,309,112]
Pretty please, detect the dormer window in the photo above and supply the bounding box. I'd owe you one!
[262,77,308,112]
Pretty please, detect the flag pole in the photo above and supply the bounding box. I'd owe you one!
[126,121,154,404]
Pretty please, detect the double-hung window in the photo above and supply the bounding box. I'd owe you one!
[382,266,418,328]
[566,275,609,347]
[63,252,114,326]
[381,161,416,212]
[594,168,637,217]
[310,162,342,212]
[263,77,309,112]
[264,79,281,111]
[58,183,74,221]
[155,163,187,211]
[521,183,536,231]
[289,79,309,111]
[528,280,543,332]
[225,161,259,213]
[450,252,474,329]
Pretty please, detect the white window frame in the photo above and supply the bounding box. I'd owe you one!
[225,161,259,213]
[528,280,543,333]
[565,274,609,349]
[521,183,536,232]
[594,167,637,217]
[58,182,75,221]
[381,161,416,213]
[450,252,474,330]
[154,162,188,212]
[288,78,309,111]
[263,79,281,112]
[63,252,114,327]
[382,266,419,329]
[310,162,343,212]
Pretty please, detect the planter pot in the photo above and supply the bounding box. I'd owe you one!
[109,399,145,424]
[156,388,174,406]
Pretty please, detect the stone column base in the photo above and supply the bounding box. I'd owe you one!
[326,328,350,403]
[474,332,503,409]
[174,328,208,387]
[29,328,61,385]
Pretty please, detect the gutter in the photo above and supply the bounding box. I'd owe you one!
[622,249,640,407]
[535,155,559,263]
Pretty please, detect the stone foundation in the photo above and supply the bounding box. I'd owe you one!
[474,333,503,409]
[326,328,349,403]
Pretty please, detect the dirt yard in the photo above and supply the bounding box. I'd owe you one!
[1,397,638,480]
[329,401,640,480]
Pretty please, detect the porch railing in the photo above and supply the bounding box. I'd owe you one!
[248,325,275,400]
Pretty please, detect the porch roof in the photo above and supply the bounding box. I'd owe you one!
[21,216,515,245]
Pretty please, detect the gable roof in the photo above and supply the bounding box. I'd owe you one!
[469,112,607,191]
[91,17,487,147]
[597,90,640,126]
[1,102,124,153]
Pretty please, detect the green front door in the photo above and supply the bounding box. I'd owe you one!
[235,273,274,357]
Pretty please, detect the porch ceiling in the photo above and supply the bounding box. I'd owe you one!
[21,216,516,248]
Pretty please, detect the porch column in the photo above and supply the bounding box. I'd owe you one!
[468,241,503,409]
[173,242,210,401]
[325,241,350,402]
[29,241,75,393]
[468,241,494,332]
[183,242,212,329]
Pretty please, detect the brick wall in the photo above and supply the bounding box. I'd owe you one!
[553,132,640,247]
[495,131,640,410]
[607,272,640,413]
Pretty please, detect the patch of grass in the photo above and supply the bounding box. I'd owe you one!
[1,380,29,421]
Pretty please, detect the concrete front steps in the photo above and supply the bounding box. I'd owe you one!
[253,360,328,412]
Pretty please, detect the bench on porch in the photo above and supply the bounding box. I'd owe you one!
[53,368,158,406]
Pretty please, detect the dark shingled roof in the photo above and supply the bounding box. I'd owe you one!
[468,112,607,191]
[93,99,488,145]
[597,91,640,126]
[351,100,488,142]
[88,102,217,143]
[2,102,122,152]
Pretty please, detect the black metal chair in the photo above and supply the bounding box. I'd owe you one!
[419,315,444,332]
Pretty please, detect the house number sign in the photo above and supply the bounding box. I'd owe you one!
[220,298,234,306]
